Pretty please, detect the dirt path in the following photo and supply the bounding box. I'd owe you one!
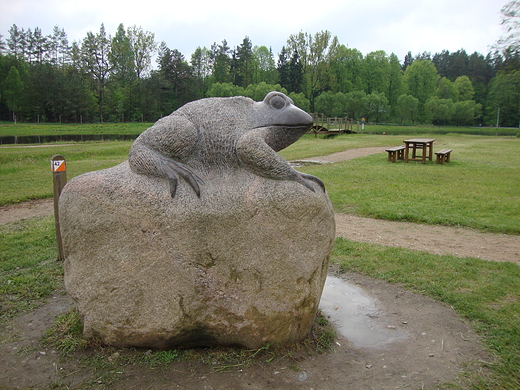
[336,214,520,264]
[1,147,517,389]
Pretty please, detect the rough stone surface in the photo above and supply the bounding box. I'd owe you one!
[60,93,335,349]
[61,163,334,348]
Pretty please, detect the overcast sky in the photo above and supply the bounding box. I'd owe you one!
[1,0,505,63]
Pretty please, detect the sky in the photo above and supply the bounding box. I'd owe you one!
[0,0,506,64]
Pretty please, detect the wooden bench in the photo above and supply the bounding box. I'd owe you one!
[435,149,452,164]
[386,145,405,162]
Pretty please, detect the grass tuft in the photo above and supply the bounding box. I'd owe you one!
[41,308,89,353]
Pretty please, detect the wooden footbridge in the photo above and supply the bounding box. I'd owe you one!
[307,114,359,137]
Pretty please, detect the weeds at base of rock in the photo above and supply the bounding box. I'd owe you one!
[40,307,337,377]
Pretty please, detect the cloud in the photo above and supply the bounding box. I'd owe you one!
[0,0,504,61]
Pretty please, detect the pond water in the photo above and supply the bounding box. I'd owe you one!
[319,276,406,348]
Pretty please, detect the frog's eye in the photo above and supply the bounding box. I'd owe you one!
[267,93,287,110]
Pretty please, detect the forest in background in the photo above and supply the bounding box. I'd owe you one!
[0,2,519,127]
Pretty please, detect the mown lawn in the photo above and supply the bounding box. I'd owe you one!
[2,133,519,235]
[1,129,519,388]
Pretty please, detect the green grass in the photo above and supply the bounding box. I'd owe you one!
[363,124,519,137]
[1,133,518,234]
[0,216,63,325]
[331,238,520,389]
[0,122,151,137]
[1,125,519,388]
[283,134,520,234]
[0,122,517,138]
[280,133,397,159]
[0,141,132,204]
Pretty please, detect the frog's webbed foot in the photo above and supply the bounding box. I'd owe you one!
[297,172,326,193]
[161,159,203,198]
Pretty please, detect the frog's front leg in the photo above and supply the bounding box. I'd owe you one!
[236,130,325,193]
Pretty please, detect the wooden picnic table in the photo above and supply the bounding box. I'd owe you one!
[404,138,435,163]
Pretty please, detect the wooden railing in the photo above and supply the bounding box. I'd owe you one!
[308,114,360,136]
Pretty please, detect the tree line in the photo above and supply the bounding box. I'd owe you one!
[0,8,519,127]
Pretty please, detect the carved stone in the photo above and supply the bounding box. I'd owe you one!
[60,92,335,349]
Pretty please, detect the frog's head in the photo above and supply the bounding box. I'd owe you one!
[249,91,313,152]
[251,91,312,129]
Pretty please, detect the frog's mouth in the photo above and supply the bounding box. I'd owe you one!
[254,124,311,129]
[260,125,311,152]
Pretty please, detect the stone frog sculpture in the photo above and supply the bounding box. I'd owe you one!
[129,91,325,197]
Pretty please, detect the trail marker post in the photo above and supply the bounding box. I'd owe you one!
[51,155,67,260]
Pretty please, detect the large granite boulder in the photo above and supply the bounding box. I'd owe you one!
[60,92,335,349]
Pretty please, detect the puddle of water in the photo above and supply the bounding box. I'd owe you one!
[319,276,406,348]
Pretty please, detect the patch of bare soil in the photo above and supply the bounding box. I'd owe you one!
[0,199,55,224]
[1,146,514,389]
[336,214,520,264]
[302,146,391,163]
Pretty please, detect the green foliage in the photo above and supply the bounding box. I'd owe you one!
[485,70,520,127]
[345,90,366,119]
[395,94,420,124]
[331,238,520,389]
[436,77,458,100]
[404,59,439,104]
[1,23,517,126]
[424,96,454,124]
[363,50,390,96]
[329,45,365,93]
[157,43,196,111]
[387,53,404,110]
[243,82,287,101]
[3,66,23,115]
[363,91,389,123]
[454,75,475,101]
[234,36,255,88]
[314,91,347,117]
[453,100,483,126]
[205,82,245,97]
[253,46,278,85]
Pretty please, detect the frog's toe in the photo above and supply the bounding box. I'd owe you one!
[163,160,203,198]
[299,173,325,193]
[166,175,179,198]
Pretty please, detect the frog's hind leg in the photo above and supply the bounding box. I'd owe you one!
[129,145,203,198]
[161,158,203,198]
